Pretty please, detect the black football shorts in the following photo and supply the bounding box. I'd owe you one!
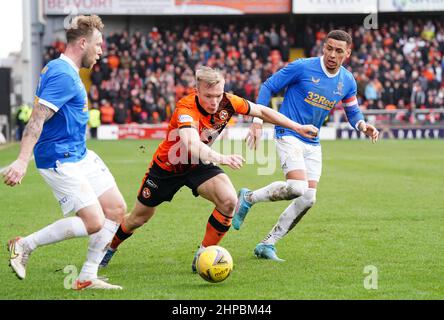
[137,162,224,207]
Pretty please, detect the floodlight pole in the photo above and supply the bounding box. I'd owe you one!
[22,0,45,106]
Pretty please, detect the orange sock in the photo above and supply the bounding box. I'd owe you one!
[110,223,133,250]
[202,208,232,247]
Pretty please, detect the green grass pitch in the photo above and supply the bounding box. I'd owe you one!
[0,139,443,300]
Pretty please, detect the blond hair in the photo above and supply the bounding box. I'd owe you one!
[66,15,104,44]
[195,66,224,88]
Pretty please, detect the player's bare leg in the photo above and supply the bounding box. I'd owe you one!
[191,174,237,272]
[124,201,157,231]
[100,200,156,268]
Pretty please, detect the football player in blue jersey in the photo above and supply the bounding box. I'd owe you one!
[233,30,379,261]
[3,15,126,290]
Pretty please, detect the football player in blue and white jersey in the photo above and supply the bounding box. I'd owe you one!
[233,30,379,261]
[3,15,126,290]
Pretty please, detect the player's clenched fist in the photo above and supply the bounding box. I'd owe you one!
[296,124,319,139]
[3,159,28,187]
[358,122,379,143]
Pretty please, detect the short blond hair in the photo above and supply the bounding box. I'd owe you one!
[196,66,224,88]
[66,15,104,44]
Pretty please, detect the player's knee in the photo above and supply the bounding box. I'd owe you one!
[103,201,127,223]
[302,188,317,208]
[219,196,237,217]
[113,201,127,221]
[85,215,105,234]
[286,180,309,199]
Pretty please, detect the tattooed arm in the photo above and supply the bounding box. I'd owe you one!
[3,103,55,187]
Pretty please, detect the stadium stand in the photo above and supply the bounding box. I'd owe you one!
[43,17,444,125]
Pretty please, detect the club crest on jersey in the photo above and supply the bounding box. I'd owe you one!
[219,110,229,121]
[334,82,344,96]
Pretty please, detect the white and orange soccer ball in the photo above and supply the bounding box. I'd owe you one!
[196,245,233,283]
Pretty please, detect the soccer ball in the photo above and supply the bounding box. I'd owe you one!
[196,245,233,283]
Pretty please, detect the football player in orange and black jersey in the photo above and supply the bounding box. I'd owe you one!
[99,66,318,272]
[152,89,251,174]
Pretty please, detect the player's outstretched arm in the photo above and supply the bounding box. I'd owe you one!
[178,127,245,170]
[3,103,55,187]
[246,60,304,149]
[248,103,318,141]
[357,121,379,143]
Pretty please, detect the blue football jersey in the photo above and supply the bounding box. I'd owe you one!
[257,57,364,145]
[34,54,89,169]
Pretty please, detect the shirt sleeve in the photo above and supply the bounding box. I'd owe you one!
[176,107,200,129]
[37,72,77,112]
[342,78,365,130]
[342,77,358,102]
[227,94,250,115]
[257,59,305,106]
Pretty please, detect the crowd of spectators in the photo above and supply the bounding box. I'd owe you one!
[308,18,444,124]
[44,23,289,125]
[44,17,444,125]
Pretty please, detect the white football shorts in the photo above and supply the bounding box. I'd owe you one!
[275,135,322,182]
[38,150,117,216]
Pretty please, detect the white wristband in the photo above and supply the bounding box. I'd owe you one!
[355,120,365,131]
[252,117,264,124]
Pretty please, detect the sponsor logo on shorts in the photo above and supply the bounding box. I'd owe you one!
[59,196,68,205]
[142,187,151,199]
[147,180,158,189]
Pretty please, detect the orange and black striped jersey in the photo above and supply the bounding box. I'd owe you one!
[152,91,251,173]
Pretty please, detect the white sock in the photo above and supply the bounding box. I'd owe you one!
[20,216,88,252]
[249,181,287,204]
[78,219,119,281]
[197,244,205,254]
[249,180,308,204]
[262,188,316,245]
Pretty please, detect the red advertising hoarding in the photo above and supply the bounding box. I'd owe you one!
[44,0,291,15]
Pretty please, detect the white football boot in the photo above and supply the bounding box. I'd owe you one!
[8,237,31,280]
[72,278,123,290]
